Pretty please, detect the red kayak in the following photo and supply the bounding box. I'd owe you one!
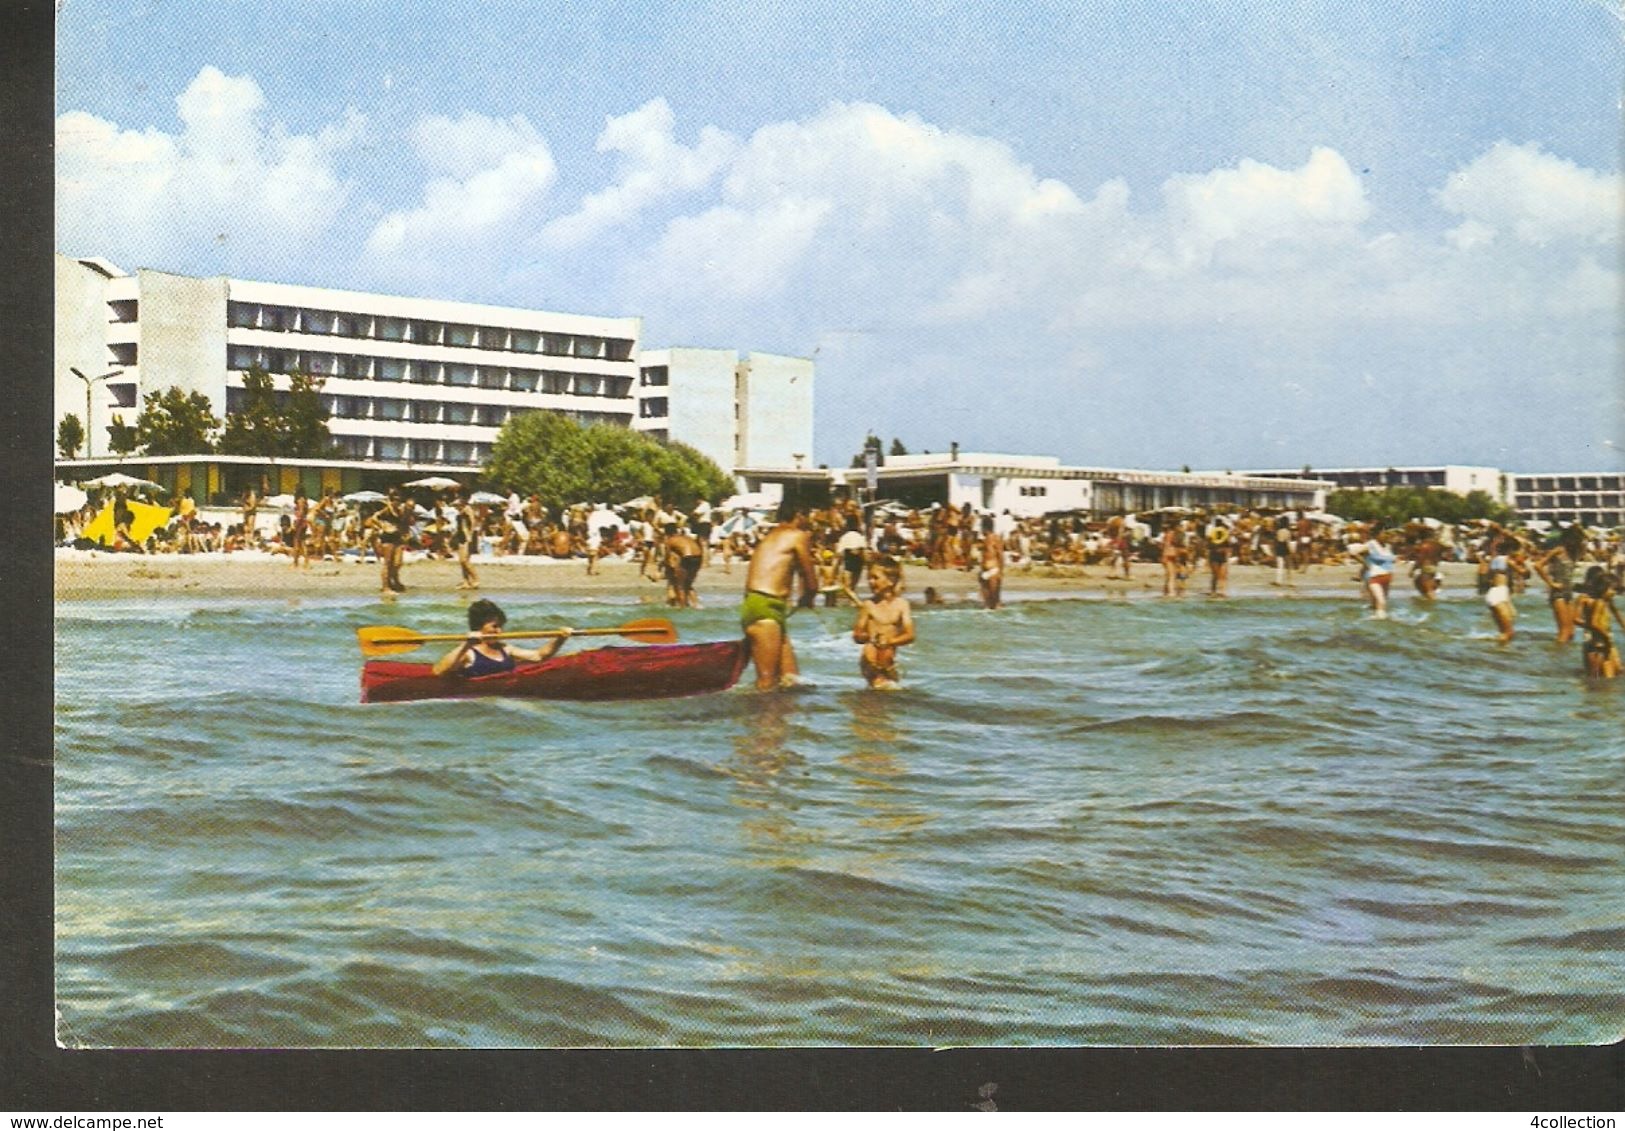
[361,639,749,704]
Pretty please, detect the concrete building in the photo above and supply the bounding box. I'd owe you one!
[1510,471,1625,529]
[1243,464,1509,503]
[737,451,1330,518]
[57,253,642,473]
[634,347,815,477]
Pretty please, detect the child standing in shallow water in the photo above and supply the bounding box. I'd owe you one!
[851,568,916,690]
[1574,567,1624,679]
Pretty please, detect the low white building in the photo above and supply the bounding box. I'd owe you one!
[738,451,1329,518]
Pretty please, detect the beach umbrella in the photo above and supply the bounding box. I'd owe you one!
[403,476,462,490]
[620,494,655,509]
[81,500,172,546]
[468,490,506,505]
[54,484,89,513]
[718,511,762,537]
[343,490,386,503]
[80,471,163,491]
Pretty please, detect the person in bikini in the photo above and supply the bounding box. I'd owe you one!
[1410,532,1445,599]
[433,598,572,677]
[739,506,819,690]
[1533,524,1585,644]
[1573,566,1624,678]
[851,567,916,690]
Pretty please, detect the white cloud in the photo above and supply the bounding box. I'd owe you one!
[1437,141,1621,247]
[540,98,737,247]
[1154,146,1371,270]
[56,66,358,267]
[366,113,557,258]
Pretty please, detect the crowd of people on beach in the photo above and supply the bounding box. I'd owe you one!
[56,483,1625,684]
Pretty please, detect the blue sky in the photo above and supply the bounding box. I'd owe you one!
[56,0,1622,470]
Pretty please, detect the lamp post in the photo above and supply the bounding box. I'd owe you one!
[69,367,124,459]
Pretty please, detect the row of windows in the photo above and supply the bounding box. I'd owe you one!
[1514,476,1625,492]
[226,301,635,361]
[328,436,494,466]
[227,347,635,398]
[1018,485,1050,497]
[1515,494,1623,510]
[224,388,631,431]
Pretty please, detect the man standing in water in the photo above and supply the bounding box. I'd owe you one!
[740,506,819,690]
[978,515,1004,609]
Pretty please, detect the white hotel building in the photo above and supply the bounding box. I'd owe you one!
[55,255,814,501]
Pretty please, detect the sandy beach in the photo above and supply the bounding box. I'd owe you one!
[53,548,1484,602]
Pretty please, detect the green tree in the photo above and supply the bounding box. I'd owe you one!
[281,369,337,457]
[134,386,219,455]
[57,413,85,460]
[1327,486,1513,527]
[486,413,732,511]
[888,437,909,457]
[106,413,139,457]
[217,366,284,456]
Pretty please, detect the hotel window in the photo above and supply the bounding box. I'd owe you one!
[409,361,440,384]
[108,299,139,323]
[641,398,669,419]
[409,321,443,345]
[572,336,604,359]
[475,405,508,427]
[331,312,360,337]
[606,338,634,362]
[377,358,405,382]
[446,364,476,387]
[511,330,540,353]
[542,333,571,357]
[444,403,475,425]
[444,441,475,464]
[480,326,508,351]
[1579,476,1599,491]
[471,442,492,464]
[641,366,669,387]
[542,372,570,395]
[510,370,539,392]
[304,354,334,376]
[573,374,603,396]
[336,435,370,459]
[109,342,138,366]
[333,354,365,378]
[374,398,409,421]
[303,309,333,334]
[377,317,407,342]
[265,350,290,373]
[608,376,633,398]
[228,302,258,328]
[261,307,291,332]
[411,402,441,424]
[477,368,506,389]
[446,324,476,348]
[375,437,407,461]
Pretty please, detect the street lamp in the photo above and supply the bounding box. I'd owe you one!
[69,366,124,459]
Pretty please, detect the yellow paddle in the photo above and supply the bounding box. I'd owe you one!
[357,617,678,656]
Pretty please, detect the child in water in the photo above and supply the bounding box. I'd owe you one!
[851,568,916,690]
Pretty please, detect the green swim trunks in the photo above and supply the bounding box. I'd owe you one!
[740,589,791,630]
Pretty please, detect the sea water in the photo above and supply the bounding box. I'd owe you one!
[53,588,1625,1046]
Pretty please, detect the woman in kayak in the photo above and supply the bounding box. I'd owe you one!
[433,599,573,677]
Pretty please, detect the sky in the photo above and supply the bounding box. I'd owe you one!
[54,0,1623,472]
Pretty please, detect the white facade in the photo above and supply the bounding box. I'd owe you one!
[740,452,1329,518]
[56,255,642,469]
[1510,471,1625,528]
[635,346,815,474]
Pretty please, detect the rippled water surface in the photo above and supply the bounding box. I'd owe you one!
[54,589,1625,1046]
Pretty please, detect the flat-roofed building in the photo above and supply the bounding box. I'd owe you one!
[738,451,1330,518]
[634,347,814,476]
[1510,471,1625,529]
[56,254,641,472]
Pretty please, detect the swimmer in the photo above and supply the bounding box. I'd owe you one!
[852,568,916,690]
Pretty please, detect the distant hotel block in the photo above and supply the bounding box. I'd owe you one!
[55,255,813,498]
[1245,465,1624,529]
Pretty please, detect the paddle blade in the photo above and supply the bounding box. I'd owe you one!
[356,625,426,656]
[617,618,678,645]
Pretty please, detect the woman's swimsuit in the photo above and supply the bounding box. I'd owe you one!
[463,647,517,677]
[1546,554,1575,604]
